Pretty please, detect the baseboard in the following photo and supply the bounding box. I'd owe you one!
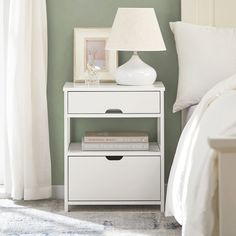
[52,185,64,199]
[0,185,64,200]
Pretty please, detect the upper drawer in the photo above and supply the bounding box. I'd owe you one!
[67,91,160,114]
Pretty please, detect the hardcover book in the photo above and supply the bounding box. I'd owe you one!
[84,131,149,143]
[81,141,149,151]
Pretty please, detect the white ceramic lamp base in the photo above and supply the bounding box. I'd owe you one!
[115,52,157,86]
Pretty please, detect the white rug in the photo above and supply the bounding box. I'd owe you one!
[0,199,181,236]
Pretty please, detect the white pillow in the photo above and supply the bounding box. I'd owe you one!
[171,21,236,112]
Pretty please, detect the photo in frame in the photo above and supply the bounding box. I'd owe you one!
[74,28,118,82]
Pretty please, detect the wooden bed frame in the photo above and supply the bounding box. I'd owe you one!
[181,1,236,235]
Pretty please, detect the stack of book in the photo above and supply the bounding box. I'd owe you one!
[82,131,149,151]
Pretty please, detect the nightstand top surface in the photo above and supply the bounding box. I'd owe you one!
[63,81,165,92]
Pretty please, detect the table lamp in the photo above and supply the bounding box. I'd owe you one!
[106,8,166,85]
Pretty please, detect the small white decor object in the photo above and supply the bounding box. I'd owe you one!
[74,28,118,82]
[106,8,166,86]
[85,63,100,85]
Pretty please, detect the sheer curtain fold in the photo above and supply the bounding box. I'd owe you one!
[0,0,51,200]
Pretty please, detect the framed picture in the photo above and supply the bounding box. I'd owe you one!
[74,28,118,82]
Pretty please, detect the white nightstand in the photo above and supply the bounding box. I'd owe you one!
[63,82,165,212]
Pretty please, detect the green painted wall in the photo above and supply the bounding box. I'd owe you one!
[47,0,181,185]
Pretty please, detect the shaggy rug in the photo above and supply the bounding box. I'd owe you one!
[0,199,181,236]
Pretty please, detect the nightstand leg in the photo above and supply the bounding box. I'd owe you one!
[64,202,69,212]
[160,90,165,214]
[161,202,165,213]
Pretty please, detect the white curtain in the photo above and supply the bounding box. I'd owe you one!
[0,0,51,200]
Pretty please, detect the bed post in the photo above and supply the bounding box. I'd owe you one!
[209,136,236,236]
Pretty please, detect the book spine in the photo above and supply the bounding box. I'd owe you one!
[82,142,149,151]
[84,136,148,143]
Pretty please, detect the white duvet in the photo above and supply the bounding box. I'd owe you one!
[166,74,236,236]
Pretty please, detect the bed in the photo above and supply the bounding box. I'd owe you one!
[181,105,198,127]
[166,1,236,236]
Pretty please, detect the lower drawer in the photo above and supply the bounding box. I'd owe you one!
[68,155,160,201]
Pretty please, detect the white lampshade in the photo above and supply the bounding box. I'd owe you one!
[106,8,166,51]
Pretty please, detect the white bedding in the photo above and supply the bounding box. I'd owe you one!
[166,74,236,236]
[185,105,197,123]
[182,105,198,127]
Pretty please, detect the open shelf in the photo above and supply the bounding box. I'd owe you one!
[67,142,160,156]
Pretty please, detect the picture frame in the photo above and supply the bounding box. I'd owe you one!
[74,28,118,82]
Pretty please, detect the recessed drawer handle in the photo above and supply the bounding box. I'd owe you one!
[105,156,123,161]
[105,109,123,114]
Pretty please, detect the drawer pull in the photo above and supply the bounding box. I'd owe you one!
[105,109,123,114]
[106,156,123,161]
